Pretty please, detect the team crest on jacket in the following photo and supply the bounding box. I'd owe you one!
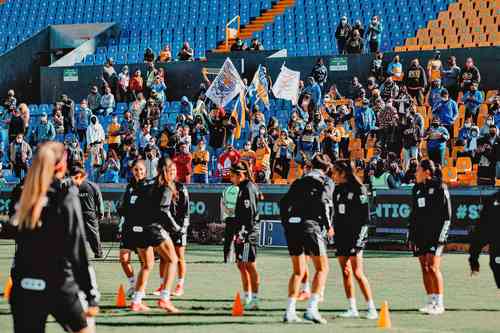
[244,200,250,208]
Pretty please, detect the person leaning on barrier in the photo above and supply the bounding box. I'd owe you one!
[469,189,500,289]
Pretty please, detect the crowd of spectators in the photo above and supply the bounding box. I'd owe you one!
[335,15,384,55]
[0,51,498,188]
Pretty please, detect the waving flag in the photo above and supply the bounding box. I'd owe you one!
[248,65,270,108]
[272,65,300,105]
[231,90,248,139]
[205,58,246,107]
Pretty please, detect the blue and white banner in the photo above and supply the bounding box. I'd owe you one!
[205,58,246,108]
[272,65,300,105]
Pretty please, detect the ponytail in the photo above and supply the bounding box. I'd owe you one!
[332,159,363,187]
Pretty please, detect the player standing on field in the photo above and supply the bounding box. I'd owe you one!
[468,189,500,288]
[280,154,334,324]
[331,160,378,320]
[408,159,451,315]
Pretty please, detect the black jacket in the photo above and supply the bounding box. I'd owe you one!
[469,190,500,270]
[235,180,260,237]
[10,179,99,306]
[405,65,427,90]
[77,180,104,223]
[335,23,352,41]
[118,179,156,228]
[459,65,481,87]
[408,180,452,247]
[155,182,190,234]
[312,64,328,84]
[280,170,334,231]
[333,182,370,248]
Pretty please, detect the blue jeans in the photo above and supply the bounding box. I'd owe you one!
[428,146,446,166]
[208,146,224,175]
[192,173,208,184]
[0,128,8,164]
[402,146,419,169]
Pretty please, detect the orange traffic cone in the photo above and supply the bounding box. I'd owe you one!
[231,292,244,316]
[377,301,392,329]
[116,284,127,308]
[3,276,12,300]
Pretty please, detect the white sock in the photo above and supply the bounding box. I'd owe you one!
[244,291,251,302]
[367,299,376,311]
[436,294,444,307]
[128,276,136,287]
[177,278,185,286]
[430,294,438,305]
[132,291,145,304]
[287,297,297,314]
[348,298,358,311]
[301,282,311,293]
[160,289,171,301]
[307,293,320,312]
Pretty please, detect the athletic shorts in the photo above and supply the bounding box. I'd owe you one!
[413,244,445,257]
[10,288,88,333]
[336,246,363,257]
[490,255,500,289]
[171,231,188,247]
[235,241,257,263]
[123,224,170,249]
[284,227,328,257]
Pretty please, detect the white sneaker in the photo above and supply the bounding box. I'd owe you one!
[304,310,328,324]
[366,308,378,320]
[338,308,360,318]
[283,311,303,323]
[427,304,445,315]
[418,303,433,314]
[244,298,259,311]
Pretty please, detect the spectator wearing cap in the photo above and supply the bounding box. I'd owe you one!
[379,77,399,102]
[433,89,458,146]
[345,29,364,54]
[117,65,130,102]
[311,58,328,94]
[178,41,194,61]
[427,51,443,83]
[405,58,427,106]
[428,78,446,110]
[100,85,115,116]
[441,56,461,101]
[272,129,295,181]
[192,140,210,184]
[462,82,484,124]
[354,98,377,149]
[335,16,351,54]
[425,118,449,166]
[387,55,404,83]
[370,160,398,190]
[366,15,383,53]
[32,112,55,145]
[459,57,481,93]
[87,86,101,114]
[8,105,24,144]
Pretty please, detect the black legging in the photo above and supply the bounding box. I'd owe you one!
[223,218,238,263]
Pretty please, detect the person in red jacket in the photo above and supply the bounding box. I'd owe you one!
[173,142,192,184]
[218,145,241,183]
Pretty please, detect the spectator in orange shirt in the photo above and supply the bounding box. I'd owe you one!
[107,115,121,153]
[129,69,144,100]
[239,141,257,169]
[254,137,271,183]
[192,139,210,184]
[157,45,172,63]
[427,51,443,83]
[173,142,192,184]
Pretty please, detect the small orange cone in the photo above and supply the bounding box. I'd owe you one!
[377,301,392,329]
[116,284,127,308]
[3,276,12,300]
[231,292,244,316]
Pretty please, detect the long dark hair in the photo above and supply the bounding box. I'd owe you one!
[419,159,442,182]
[157,157,178,200]
[233,160,255,183]
[332,159,363,188]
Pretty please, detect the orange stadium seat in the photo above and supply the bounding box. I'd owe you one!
[443,27,457,37]
[406,37,418,45]
[437,11,450,22]
[456,157,473,174]
[452,146,464,158]
[481,15,496,27]
[442,166,458,185]
[468,17,482,28]
[427,20,440,30]
[418,35,432,45]
[478,7,493,18]
[461,34,475,47]
[446,35,460,48]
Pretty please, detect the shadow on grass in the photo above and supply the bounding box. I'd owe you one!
[97,320,280,327]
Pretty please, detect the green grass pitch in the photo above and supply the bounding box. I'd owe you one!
[0,241,499,332]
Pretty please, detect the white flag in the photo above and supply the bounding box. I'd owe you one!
[272,65,300,105]
[205,58,245,108]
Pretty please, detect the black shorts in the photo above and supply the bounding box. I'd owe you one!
[336,246,363,257]
[490,255,500,289]
[285,226,328,257]
[10,288,88,333]
[235,241,257,263]
[413,244,445,257]
[171,231,188,247]
[123,224,170,249]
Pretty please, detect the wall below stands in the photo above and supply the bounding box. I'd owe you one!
[40,46,499,104]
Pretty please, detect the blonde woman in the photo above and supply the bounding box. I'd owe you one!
[10,142,99,333]
[18,103,30,132]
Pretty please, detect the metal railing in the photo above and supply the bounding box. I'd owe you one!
[225,15,240,50]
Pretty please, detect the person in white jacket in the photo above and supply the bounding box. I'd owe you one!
[86,115,106,181]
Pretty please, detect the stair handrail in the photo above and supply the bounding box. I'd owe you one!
[225,15,241,50]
